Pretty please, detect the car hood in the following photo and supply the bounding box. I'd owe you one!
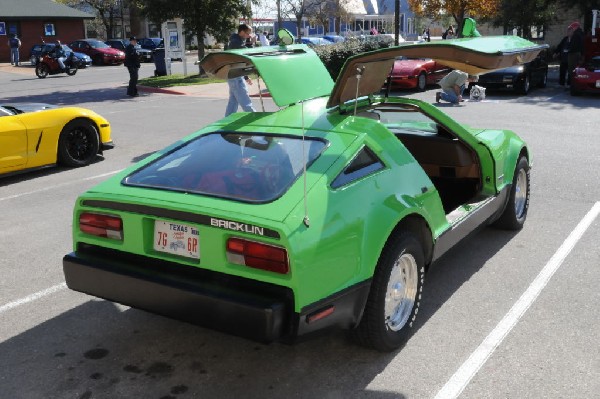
[98,47,123,55]
[200,36,547,108]
[1,103,58,113]
[480,65,525,75]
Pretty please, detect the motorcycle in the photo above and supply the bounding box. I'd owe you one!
[35,52,80,79]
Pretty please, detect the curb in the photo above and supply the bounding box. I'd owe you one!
[137,85,187,95]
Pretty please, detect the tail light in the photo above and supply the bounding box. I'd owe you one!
[226,237,289,274]
[79,212,123,240]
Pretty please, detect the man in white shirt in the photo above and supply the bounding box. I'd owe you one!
[258,31,270,46]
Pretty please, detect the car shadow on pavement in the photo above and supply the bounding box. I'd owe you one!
[0,156,105,187]
[0,86,149,107]
[0,300,404,399]
[0,227,517,398]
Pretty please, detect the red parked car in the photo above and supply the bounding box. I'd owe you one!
[570,56,600,95]
[387,57,452,91]
[69,39,125,65]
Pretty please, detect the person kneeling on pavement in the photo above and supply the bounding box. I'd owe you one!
[435,70,479,104]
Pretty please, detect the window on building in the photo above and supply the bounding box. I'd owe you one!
[44,23,56,36]
[8,22,20,36]
[148,23,160,37]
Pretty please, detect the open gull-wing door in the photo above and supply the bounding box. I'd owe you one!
[327,36,549,108]
[200,44,334,107]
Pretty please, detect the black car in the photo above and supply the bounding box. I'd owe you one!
[105,39,153,62]
[476,50,548,95]
[137,37,163,51]
[29,43,93,68]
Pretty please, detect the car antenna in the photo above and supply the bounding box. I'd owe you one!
[301,100,310,227]
[257,75,265,111]
[353,66,365,116]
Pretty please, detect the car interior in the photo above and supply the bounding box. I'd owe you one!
[361,104,481,214]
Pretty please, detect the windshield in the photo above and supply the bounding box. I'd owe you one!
[588,57,600,69]
[89,40,110,49]
[124,133,327,202]
[151,38,163,46]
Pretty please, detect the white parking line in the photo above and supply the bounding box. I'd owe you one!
[0,283,67,314]
[0,169,122,202]
[434,201,600,399]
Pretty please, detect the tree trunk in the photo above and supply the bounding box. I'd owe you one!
[196,27,206,76]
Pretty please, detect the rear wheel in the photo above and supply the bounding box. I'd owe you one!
[57,120,100,167]
[517,74,531,94]
[416,72,427,91]
[570,85,581,96]
[538,70,547,88]
[352,232,425,352]
[93,55,103,65]
[493,156,530,230]
[35,63,49,79]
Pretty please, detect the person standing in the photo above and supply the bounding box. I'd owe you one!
[8,34,21,66]
[567,21,584,85]
[225,24,256,116]
[124,36,141,97]
[553,27,572,86]
[258,31,270,46]
[435,70,479,104]
[442,25,454,40]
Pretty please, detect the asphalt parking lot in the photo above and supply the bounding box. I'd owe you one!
[1,60,599,399]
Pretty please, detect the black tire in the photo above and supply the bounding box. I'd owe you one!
[35,63,49,79]
[517,74,530,94]
[66,67,78,76]
[93,55,103,66]
[57,120,100,167]
[493,156,530,230]
[538,70,547,88]
[570,85,581,96]
[416,72,427,91]
[352,232,425,352]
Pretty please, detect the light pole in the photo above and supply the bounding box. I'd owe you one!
[394,0,400,45]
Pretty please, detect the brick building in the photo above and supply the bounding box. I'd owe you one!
[0,0,93,63]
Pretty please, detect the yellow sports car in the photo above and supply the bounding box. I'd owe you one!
[0,103,113,177]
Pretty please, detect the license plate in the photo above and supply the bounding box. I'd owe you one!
[596,80,600,88]
[154,220,200,259]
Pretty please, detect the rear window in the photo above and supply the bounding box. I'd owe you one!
[123,132,326,202]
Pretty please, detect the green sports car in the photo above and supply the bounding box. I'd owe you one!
[63,36,546,351]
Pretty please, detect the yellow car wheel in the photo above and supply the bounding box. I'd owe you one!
[57,119,100,167]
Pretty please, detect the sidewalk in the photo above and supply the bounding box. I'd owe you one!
[0,62,35,76]
[138,80,270,99]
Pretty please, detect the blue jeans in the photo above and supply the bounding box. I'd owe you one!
[10,48,19,65]
[440,84,465,104]
[225,77,256,116]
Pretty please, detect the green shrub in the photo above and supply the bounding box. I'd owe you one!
[313,35,394,80]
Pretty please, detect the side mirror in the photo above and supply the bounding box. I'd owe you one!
[277,29,294,46]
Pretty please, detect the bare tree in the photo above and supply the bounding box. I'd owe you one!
[283,0,320,38]
[58,0,124,38]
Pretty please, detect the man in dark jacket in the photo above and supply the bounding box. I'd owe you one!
[8,34,21,66]
[554,28,572,86]
[225,24,256,116]
[567,22,584,85]
[124,36,141,97]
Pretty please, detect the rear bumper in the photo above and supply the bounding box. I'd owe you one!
[63,244,371,344]
[63,244,292,343]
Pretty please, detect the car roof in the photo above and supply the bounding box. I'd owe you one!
[201,35,548,109]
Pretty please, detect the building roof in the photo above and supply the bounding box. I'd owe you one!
[0,0,94,19]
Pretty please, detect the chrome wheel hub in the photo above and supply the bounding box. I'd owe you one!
[385,253,418,331]
[514,168,528,218]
